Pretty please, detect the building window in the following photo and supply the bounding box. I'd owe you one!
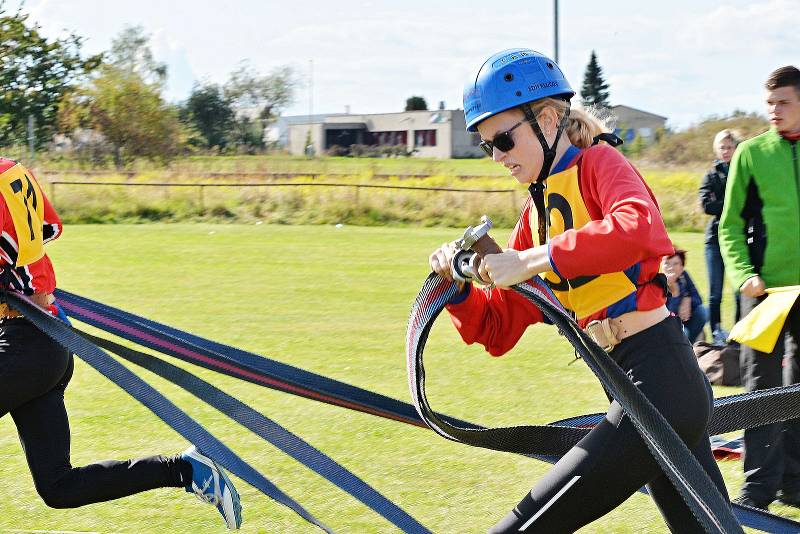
[325,129,363,149]
[415,129,437,147]
[369,131,407,146]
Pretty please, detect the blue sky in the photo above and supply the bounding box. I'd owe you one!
[12,0,799,129]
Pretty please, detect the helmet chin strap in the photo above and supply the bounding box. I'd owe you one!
[523,101,571,246]
[522,101,571,184]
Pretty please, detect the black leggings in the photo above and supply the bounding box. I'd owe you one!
[0,319,189,508]
[489,315,729,533]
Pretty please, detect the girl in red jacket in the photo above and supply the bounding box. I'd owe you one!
[429,49,728,533]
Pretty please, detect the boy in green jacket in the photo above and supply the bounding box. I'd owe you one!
[719,65,800,510]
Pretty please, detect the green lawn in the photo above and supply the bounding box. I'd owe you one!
[0,224,794,533]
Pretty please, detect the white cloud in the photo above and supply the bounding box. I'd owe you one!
[4,0,798,128]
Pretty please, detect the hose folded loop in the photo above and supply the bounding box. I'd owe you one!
[407,273,800,534]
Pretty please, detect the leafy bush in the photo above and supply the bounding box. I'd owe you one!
[638,112,768,166]
[330,144,417,158]
[326,145,349,157]
[39,161,713,231]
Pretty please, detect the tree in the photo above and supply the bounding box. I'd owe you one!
[230,116,266,152]
[0,7,101,147]
[405,96,428,111]
[182,83,235,150]
[61,66,185,167]
[223,62,296,150]
[580,51,610,108]
[107,25,167,86]
[56,25,185,166]
[225,62,296,122]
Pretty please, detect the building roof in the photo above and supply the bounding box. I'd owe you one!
[279,113,349,125]
[611,104,668,121]
[283,109,460,123]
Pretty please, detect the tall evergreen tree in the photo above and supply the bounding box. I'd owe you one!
[580,51,610,108]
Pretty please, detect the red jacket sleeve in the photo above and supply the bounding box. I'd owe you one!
[548,144,673,278]
[0,159,9,232]
[444,200,544,357]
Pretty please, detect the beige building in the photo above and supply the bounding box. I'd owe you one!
[611,105,668,144]
[281,104,667,157]
[285,109,484,158]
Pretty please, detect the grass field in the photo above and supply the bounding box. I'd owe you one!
[0,224,795,533]
[39,153,510,176]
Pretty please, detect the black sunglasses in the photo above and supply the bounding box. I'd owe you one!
[479,119,532,156]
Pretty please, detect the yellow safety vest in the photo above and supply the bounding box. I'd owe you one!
[0,163,45,266]
[534,164,637,319]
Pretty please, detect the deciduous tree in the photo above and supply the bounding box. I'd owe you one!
[108,25,168,86]
[85,66,184,167]
[182,83,235,150]
[405,96,428,111]
[0,7,101,146]
[223,62,296,150]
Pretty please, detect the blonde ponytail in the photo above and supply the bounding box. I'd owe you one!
[529,98,612,149]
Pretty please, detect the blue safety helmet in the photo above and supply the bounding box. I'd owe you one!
[463,49,575,132]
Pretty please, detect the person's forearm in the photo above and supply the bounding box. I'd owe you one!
[519,245,553,278]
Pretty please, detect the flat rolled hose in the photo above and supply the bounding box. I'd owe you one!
[407,231,743,534]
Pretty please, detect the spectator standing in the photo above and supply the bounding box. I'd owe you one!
[699,129,741,344]
[662,250,708,342]
[719,65,800,510]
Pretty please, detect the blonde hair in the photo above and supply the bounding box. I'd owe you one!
[529,98,611,149]
[712,129,740,151]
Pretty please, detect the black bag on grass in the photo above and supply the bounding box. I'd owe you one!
[693,341,742,387]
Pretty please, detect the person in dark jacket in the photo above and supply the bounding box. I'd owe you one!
[662,249,708,342]
[699,129,740,345]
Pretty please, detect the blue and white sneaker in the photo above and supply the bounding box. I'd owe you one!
[181,446,242,529]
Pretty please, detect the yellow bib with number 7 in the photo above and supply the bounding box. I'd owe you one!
[0,164,45,266]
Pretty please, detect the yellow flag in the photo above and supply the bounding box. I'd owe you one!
[729,286,800,353]
[0,163,45,266]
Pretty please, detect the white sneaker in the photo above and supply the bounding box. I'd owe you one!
[181,446,242,529]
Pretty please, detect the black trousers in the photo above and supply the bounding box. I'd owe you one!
[0,319,188,508]
[489,316,729,533]
[739,295,800,503]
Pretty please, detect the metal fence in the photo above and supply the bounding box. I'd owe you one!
[45,179,521,212]
[41,169,506,180]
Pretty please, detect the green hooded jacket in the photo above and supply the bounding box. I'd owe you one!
[719,128,800,290]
